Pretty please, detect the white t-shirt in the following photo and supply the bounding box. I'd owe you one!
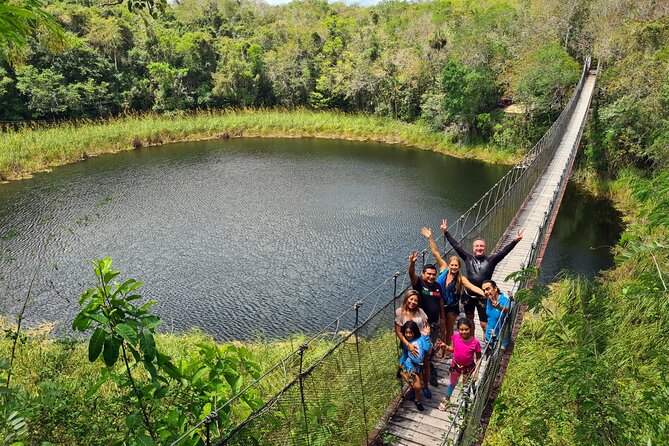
[394,307,430,336]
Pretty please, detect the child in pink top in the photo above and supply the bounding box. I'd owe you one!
[438,317,481,411]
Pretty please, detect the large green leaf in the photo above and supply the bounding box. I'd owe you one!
[88,328,105,362]
[139,300,158,311]
[139,331,156,361]
[78,288,95,305]
[191,366,208,385]
[115,323,138,344]
[153,385,168,399]
[71,313,92,332]
[86,312,109,326]
[102,269,120,284]
[125,413,143,431]
[232,375,243,394]
[112,279,142,298]
[160,360,182,380]
[143,359,158,381]
[133,432,154,446]
[141,315,162,330]
[103,335,121,366]
[127,344,142,363]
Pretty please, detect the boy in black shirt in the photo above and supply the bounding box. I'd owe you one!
[409,251,446,391]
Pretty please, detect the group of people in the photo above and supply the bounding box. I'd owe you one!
[394,219,522,411]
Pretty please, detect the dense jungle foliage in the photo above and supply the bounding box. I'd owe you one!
[1,0,668,444]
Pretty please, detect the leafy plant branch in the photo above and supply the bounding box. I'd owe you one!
[73,257,178,442]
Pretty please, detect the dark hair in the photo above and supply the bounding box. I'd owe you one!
[482,279,497,290]
[422,263,437,273]
[402,320,421,340]
[456,317,474,331]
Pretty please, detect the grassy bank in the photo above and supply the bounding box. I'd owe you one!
[483,170,669,445]
[0,109,518,181]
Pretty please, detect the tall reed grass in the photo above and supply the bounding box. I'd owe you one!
[0,109,518,181]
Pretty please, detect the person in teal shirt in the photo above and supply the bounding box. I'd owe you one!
[482,280,511,342]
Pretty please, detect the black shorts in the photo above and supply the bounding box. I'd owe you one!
[444,303,459,316]
[462,295,487,322]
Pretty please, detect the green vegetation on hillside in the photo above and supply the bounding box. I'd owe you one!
[0,0,583,148]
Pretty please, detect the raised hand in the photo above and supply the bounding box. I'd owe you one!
[514,228,524,242]
[441,218,448,233]
[409,251,419,263]
[421,227,432,239]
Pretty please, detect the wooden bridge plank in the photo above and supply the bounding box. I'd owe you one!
[394,438,431,446]
[386,423,444,446]
[392,415,448,437]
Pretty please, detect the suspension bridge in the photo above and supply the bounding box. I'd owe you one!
[383,58,598,446]
[171,57,598,446]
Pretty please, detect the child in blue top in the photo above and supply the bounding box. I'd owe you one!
[398,320,431,411]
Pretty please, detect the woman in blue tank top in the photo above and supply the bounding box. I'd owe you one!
[436,256,484,346]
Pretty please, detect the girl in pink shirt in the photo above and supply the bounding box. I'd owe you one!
[438,317,481,411]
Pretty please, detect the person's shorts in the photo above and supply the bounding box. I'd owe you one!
[429,322,440,346]
[444,303,459,316]
[462,295,487,322]
[450,359,476,375]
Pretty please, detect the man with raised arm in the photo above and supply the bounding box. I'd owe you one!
[440,218,523,332]
[408,251,447,393]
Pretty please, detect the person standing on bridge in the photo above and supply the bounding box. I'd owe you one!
[421,227,485,348]
[441,218,523,333]
[409,251,446,396]
[394,289,432,408]
[482,280,511,343]
[394,290,430,357]
[437,317,481,411]
[397,320,431,411]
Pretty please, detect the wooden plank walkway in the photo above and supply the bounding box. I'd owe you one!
[494,72,597,295]
[384,72,598,446]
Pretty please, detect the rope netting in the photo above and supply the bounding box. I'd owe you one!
[175,57,595,446]
[213,286,404,446]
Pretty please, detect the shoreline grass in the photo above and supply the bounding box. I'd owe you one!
[0,109,519,182]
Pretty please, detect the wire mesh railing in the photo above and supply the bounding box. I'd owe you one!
[168,267,418,446]
[174,57,594,446]
[213,284,406,446]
